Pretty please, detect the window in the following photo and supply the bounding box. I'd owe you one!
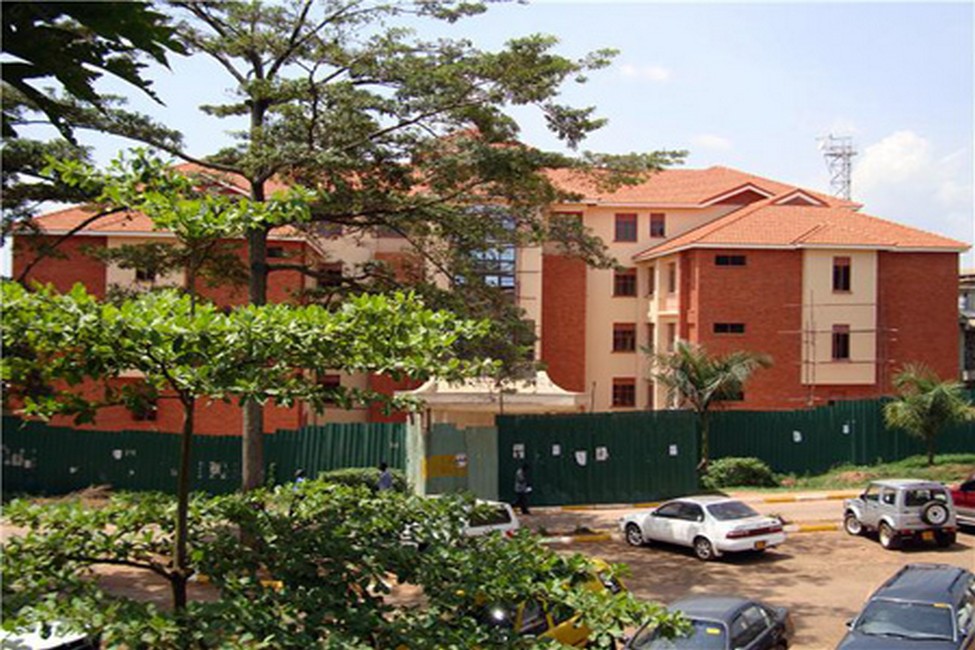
[832,324,850,360]
[667,262,677,294]
[646,266,655,296]
[318,374,341,404]
[613,268,637,296]
[135,268,156,282]
[614,213,637,242]
[319,262,343,287]
[715,254,747,266]
[666,323,677,352]
[716,388,744,402]
[376,224,406,238]
[518,600,548,635]
[833,256,851,292]
[713,322,746,334]
[654,502,683,518]
[881,489,896,505]
[646,380,655,410]
[678,503,704,522]
[131,397,158,421]
[612,378,636,407]
[612,323,637,352]
[267,246,286,258]
[649,213,666,238]
[646,323,655,354]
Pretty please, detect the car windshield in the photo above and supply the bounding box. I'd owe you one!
[854,599,954,641]
[630,620,728,649]
[707,501,760,521]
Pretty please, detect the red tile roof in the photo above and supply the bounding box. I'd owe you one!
[546,165,855,208]
[633,199,969,260]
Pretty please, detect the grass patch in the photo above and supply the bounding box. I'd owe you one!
[725,453,975,492]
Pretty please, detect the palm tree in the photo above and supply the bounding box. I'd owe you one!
[652,342,772,471]
[883,363,974,466]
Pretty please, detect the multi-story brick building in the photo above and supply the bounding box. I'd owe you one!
[13,164,967,432]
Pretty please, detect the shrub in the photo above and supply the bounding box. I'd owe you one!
[702,457,778,490]
[318,467,407,492]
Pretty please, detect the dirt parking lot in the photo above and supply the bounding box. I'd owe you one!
[557,528,974,649]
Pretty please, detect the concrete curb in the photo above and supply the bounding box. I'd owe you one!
[540,492,859,513]
[762,492,857,504]
[540,522,840,543]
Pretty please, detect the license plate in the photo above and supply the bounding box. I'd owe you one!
[921,531,934,541]
[754,540,767,550]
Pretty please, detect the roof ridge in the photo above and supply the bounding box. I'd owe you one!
[634,197,775,258]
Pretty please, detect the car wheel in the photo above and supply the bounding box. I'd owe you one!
[843,512,863,536]
[936,530,956,547]
[920,501,950,527]
[693,536,715,561]
[625,523,645,547]
[878,522,900,550]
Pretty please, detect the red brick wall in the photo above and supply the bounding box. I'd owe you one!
[541,254,587,392]
[38,379,302,435]
[689,249,803,410]
[878,251,959,387]
[199,240,307,307]
[367,374,424,423]
[14,235,107,297]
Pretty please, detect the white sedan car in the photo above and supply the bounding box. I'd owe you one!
[619,495,786,561]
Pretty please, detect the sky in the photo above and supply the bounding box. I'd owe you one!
[8,1,975,270]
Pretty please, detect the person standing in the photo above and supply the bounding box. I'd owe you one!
[376,461,394,492]
[513,463,531,515]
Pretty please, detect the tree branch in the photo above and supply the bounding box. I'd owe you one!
[16,206,126,284]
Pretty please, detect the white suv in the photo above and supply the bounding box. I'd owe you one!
[843,479,958,549]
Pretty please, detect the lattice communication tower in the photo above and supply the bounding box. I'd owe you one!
[817,135,857,200]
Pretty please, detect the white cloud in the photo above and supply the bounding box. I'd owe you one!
[852,130,973,257]
[619,64,672,82]
[691,133,733,151]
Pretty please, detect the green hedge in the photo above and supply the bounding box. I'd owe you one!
[318,467,407,492]
[702,457,778,490]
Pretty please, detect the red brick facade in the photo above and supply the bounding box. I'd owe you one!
[540,253,587,392]
[14,235,108,297]
[681,248,961,410]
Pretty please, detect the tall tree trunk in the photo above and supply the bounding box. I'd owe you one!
[242,95,270,492]
[173,395,195,611]
[926,433,935,467]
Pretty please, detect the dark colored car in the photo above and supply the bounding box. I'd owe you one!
[625,595,793,650]
[836,563,975,649]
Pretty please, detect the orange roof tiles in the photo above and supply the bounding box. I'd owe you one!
[634,200,968,260]
[546,165,854,208]
[30,205,301,240]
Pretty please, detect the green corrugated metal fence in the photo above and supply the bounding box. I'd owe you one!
[710,399,975,475]
[497,411,699,506]
[2,416,405,496]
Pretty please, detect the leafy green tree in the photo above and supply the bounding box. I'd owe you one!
[3,483,685,648]
[58,0,685,490]
[1,1,184,140]
[652,342,772,471]
[883,363,974,466]
[2,279,491,612]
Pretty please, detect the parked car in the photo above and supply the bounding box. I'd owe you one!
[949,473,975,528]
[464,499,521,538]
[619,496,786,561]
[1,623,98,649]
[836,563,975,649]
[842,479,958,549]
[624,595,793,650]
[402,498,521,549]
[478,558,624,647]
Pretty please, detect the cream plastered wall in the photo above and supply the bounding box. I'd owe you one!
[562,206,737,412]
[305,372,370,424]
[801,249,878,385]
[106,236,184,289]
[516,245,544,359]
